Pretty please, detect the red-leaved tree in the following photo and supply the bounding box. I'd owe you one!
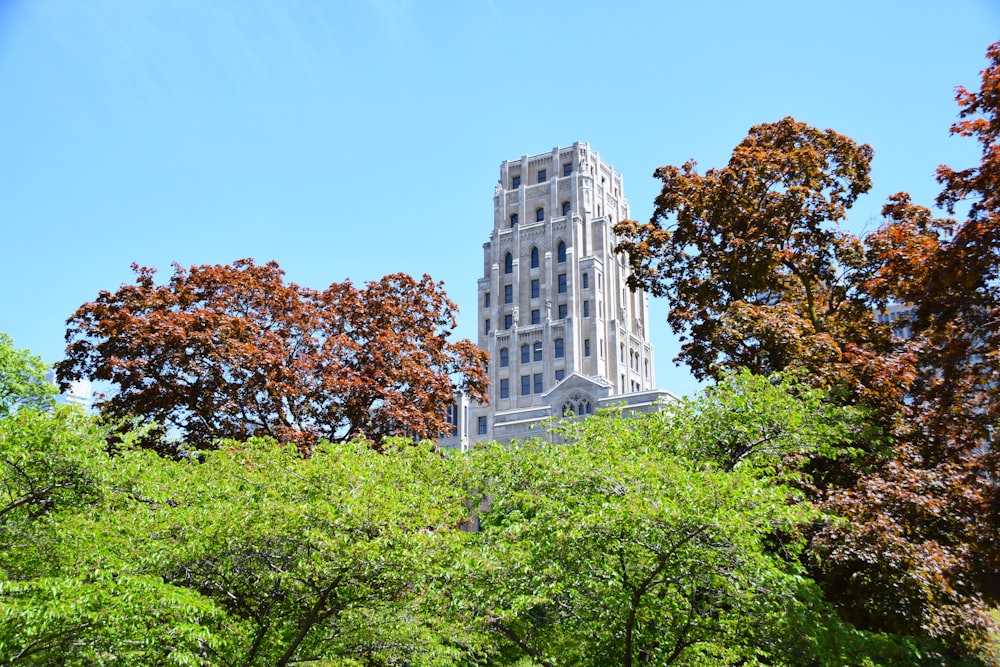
[57,260,488,452]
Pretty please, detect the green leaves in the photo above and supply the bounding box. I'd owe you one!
[0,333,56,419]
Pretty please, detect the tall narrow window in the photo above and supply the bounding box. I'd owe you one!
[530,247,539,269]
[533,342,542,362]
[531,279,540,299]
[521,344,530,364]
[558,304,568,319]
[504,252,513,274]
[535,208,545,222]
[485,318,491,333]
[558,274,567,293]
[584,339,591,357]
[484,292,491,307]
[521,375,530,396]
[504,314,512,330]
[582,272,589,289]
[561,201,571,216]
[499,347,509,367]
[531,309,540,324]
[538,169,546,183]
[500,379,510,399]
[583,300,590,317]
[504,284,513,304]
[510,213,518,227]
[557,241,567,263]
[478,416,487,435]
[534,374,543,394]
[512,175,520,188]
[554,338,564,358]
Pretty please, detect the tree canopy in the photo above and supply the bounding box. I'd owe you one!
[56,260,488,452]
[614,41,1000,657]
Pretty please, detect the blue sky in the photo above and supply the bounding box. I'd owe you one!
[1,0,997,397]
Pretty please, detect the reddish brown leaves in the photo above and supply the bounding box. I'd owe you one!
[57,260,488,452]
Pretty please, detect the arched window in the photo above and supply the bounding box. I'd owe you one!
[557,241,567,263]
[504,252,513,274]
[530,246,540,269]
[510,213,518,227]
[561,201,571,216]
[499,347,509,367]
[535,207,545,222]
[561,393,593,417]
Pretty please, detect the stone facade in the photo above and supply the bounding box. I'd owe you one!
[439,143,676,450]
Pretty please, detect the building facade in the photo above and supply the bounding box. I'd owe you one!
[440,143,676,450]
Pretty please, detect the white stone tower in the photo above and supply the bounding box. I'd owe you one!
[438,143,674,450]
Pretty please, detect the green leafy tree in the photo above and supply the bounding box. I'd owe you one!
[0,332,56,418]
[454,372,952,666]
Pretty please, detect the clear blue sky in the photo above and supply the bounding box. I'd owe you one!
[1,1,997,397]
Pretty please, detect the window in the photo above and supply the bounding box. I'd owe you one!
[563,163,572,176]
[584,339,591,356]
[510,213,518,227]
[500,378,510,399]
[533,342,542,362]
[534,374,543,394]
[583,300,590,317]
[620,344,625,362]
[521,344,530,364]
[530,247,539,268]
[644,359,650,377]
[530,279,540,299]
[504,314,512,330]
[485,318,491,333]
[561,201,571,216]
[555,369,565,381]
[558,304,568,319]
[504,284,513,304]
[558,274,567,293]
[504,252,513,274]
[538,169,546,183]
[478,416,487,435]
[536,207,545,222]
[554,338,564,358]
[484,292,491,307]
[521,375,530,396]
[557,241,566,263]
[531,309,540,324]
[512,175,520,188]
[582,272,589,289]
[499,347,509,367]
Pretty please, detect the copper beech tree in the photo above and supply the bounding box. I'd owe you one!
[57,260,488,452]
[614,45,1000,659]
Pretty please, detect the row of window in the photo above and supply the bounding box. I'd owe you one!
[504,242,567,273]
[509,202,572,227]
[509,163,573,189]
[497,369,569,400]
[498,339,565,368]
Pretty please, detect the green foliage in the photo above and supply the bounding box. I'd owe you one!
[0,332,56,419]
[453,371,961,666]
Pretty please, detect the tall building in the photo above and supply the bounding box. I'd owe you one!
[441,143,676,450]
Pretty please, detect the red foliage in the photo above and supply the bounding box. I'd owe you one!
[57,260,488,452]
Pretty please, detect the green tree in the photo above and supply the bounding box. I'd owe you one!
[0,332,56,419]
[455,372,950,666]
